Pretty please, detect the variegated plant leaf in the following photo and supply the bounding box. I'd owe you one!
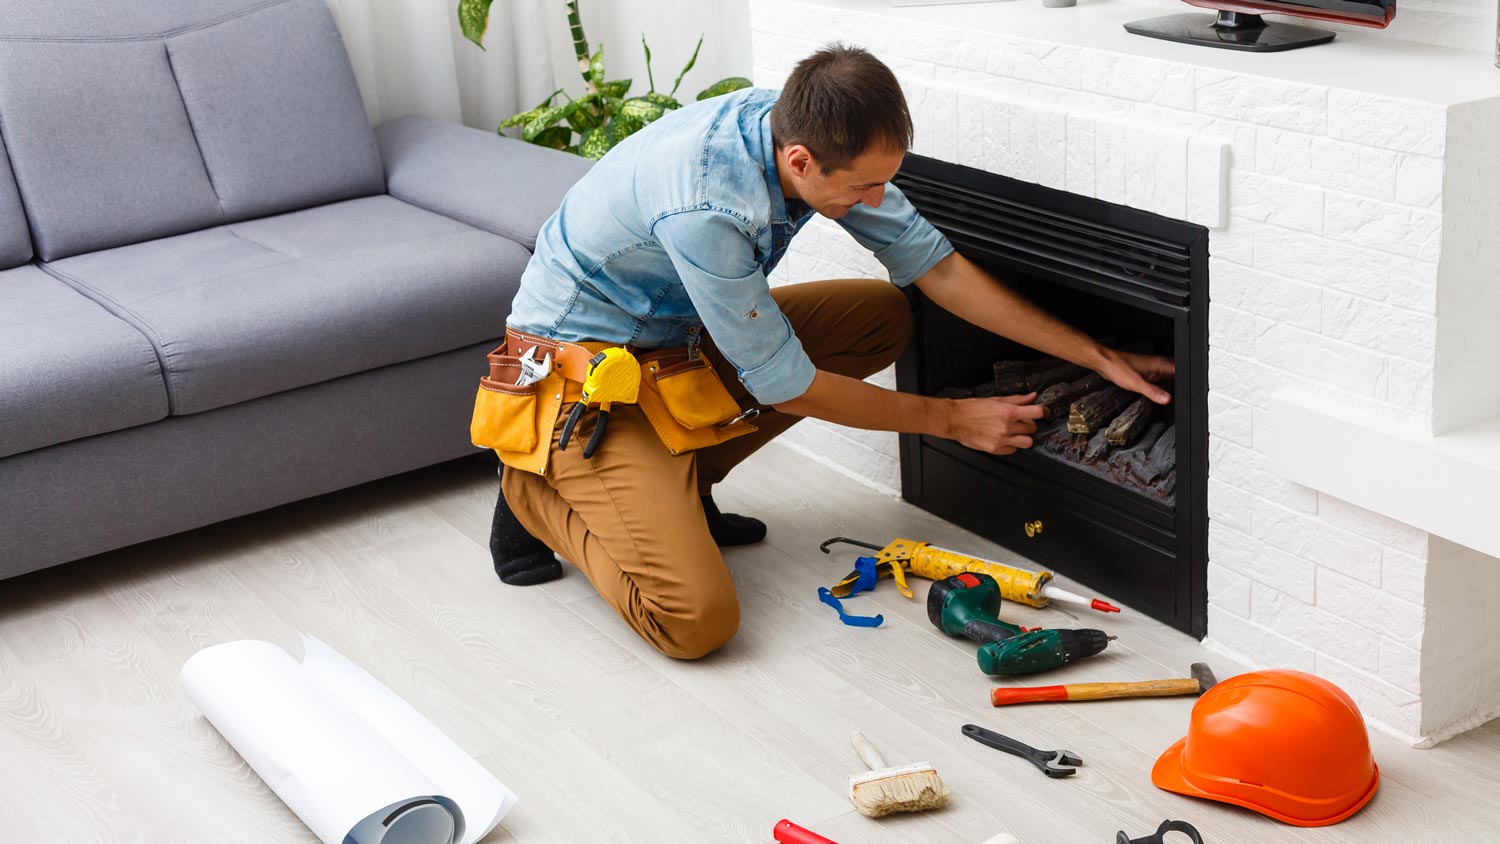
[499,88,563,130]
[579,124,617,160]
[669,35,703,97]
[696,76,751,101]
[642,35,656,92]
[641,91,682,110]
[614,115,644,140]
[598,79,632,99]
[522,104,569,141]
[530,126,573,151]
[458,0,493,48]
[500,107,540,130]
[588,45,605,87]
[619,97,666,123]
[567,103,601,131]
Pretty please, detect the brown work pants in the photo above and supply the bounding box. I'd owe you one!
[502,278,913,659]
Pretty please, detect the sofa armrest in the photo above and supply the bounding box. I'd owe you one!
[375,115,592,251]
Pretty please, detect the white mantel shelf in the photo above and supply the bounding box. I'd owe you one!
[791,0,1500,106]
[1267,394,1500,560]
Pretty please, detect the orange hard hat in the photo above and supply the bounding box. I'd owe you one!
[1152,669,1379,827]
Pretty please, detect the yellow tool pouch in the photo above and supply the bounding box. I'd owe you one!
[470,349,567,475]
[636,351,757,455]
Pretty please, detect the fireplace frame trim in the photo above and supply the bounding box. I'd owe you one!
[894,154,1210,638]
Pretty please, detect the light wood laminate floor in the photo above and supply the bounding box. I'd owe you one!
[1,445,1495,844]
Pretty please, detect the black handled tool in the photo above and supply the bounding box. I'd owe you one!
[1116,820,1204,844]
[961,724,1082,778]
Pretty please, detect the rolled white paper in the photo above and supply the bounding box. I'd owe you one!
[181,635,515,844]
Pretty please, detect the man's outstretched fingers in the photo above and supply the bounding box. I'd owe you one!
[994,392,1038,405]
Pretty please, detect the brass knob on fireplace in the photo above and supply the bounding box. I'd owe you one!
[1024,520,1044,538]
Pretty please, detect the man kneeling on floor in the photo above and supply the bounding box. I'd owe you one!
[484,44,1173,659]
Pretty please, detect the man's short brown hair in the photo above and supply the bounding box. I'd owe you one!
[769,43,913,174]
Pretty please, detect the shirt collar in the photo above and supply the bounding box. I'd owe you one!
[759,108,811,226]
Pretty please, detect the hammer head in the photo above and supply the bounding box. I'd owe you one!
[1190,662,1218,693]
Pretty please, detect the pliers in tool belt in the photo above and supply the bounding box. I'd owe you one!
[558,348,640,459]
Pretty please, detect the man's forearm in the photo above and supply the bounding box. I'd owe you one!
[772,370,948,436]
[915,252,1105,369]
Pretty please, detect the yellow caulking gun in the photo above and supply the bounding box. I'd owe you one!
[820,537,1121,614]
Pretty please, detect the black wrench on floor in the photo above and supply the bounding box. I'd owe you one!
[962,724,1082,778]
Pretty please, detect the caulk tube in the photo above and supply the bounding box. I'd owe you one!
[1039,582,1121,614]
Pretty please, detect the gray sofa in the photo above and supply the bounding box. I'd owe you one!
[0,0,589,580]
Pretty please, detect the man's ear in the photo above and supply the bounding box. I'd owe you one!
[783,144,815,178]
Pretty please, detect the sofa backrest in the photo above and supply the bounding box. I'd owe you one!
[0,0,384,262]
[0,130,29,269]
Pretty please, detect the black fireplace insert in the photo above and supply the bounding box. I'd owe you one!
[894,155,1209,637]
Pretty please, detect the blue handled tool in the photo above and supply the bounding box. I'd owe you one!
[818,556,884,627]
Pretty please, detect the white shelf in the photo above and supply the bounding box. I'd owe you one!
[1266,392,1500,559]
[802,0,1500,106]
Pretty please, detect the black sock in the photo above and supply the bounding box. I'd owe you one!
[701,494,767,547]
[490,482,562,586]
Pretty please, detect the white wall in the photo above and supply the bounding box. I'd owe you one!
[541,0,753,108]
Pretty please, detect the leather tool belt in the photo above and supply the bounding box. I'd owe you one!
[470,328,759,475]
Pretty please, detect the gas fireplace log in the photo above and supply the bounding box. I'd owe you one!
[1037,373,1107,420]
[1035,420,1075,453]
[1083,428,1111,463]
[1156,468,1177,498]
[994,358,1089,395]
[1144,424,1177,484]
[1107,421,1166,486]
[936,379,1001,400]
[1105,397,1153,446]
[1067,386,1135,434]
[1027,361,1090,393]
[993,359,1052,394]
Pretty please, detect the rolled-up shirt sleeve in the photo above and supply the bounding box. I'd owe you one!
[837,181,954,287]
[654,210,817,405]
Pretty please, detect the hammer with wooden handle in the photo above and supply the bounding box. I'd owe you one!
[990,662,1217,706]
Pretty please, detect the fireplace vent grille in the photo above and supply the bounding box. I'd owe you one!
[894,171,1195,307]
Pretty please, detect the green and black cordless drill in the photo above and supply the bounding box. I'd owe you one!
[928,572,1114,676]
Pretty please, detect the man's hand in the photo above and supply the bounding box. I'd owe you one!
[944,393,1047,455]
[1093,347,1175,405]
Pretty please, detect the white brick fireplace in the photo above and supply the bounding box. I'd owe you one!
[752,0,1500,745]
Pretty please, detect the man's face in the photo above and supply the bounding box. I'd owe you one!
[780,142,905,219]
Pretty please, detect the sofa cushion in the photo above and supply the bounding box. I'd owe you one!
[165,0,384,223]
[45,196,530,416]
[0,130,29,269]
[376,115,593,252]
[0,38,225,261]
[0,0,276,38]
[0,265,169,459]
[0,0,381,261]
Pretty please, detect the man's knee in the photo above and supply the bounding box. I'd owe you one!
[648,588,741,660]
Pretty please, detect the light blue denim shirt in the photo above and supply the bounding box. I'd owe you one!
[507,87,954,404]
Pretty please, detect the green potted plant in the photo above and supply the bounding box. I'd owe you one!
[459,0,752,159]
